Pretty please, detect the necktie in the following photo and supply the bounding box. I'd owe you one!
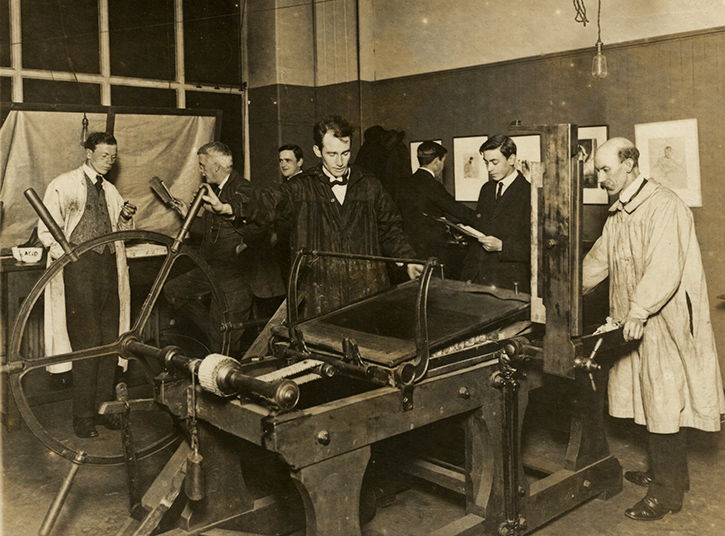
[496,181,504,201]
[95,175,104,193]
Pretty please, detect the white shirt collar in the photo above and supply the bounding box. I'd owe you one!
[83,164,103,183]
[619,174,646,204]
[420,166,436,178]
[217,173,231,193]
[321,166,349,204]
[496,168,518,195]
[321,166,349,183]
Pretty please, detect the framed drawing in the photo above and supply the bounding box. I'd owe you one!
[577,125,609,204]
[509,134,541,182]
[410,140,442,175]
[635,118,701,207]
[453,135,488,202]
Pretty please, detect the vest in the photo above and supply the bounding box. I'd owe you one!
[69,175,113,253]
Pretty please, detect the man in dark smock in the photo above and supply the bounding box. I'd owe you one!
[202,116,420,319]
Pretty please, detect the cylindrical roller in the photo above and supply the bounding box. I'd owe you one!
[123,339,193,374]
[197,354,300,410]
[282,347,384,385]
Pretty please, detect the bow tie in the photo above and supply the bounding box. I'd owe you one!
[329,177,349,186]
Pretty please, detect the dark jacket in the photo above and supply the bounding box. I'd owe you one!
[199,169,285,297]
[460,172,531,292]
[396,168,476,260]
[230,164,416,318]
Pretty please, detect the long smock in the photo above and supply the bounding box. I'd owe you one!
[582,179,725,433]
[38,166,133,372]
[229,165,416,319]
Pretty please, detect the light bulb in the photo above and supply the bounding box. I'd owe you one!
[592,41,608,79]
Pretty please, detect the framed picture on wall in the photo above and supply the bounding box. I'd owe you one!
[453,135,488,202]
[509,134,541,182]
[410,140,442,176]
[635,118,702,207]
[577,125,609,204]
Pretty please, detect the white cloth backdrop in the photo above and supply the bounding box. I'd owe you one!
[0,110,216,249]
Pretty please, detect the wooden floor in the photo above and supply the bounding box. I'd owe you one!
[2,395,725,536]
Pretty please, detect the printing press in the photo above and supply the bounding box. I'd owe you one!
[6,124,629,536]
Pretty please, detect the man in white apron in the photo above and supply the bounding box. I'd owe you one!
[38,132,135,438]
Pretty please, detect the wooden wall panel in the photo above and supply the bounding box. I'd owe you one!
[369,28,725,375]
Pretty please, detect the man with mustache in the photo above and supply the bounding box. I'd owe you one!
[583,137,725,520]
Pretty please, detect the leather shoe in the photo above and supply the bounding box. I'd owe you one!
[96,414,122,430]
[73,417,99,438]
[624,470,654,487]
[625,495,681,521]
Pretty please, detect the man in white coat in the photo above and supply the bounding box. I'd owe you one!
[39,132,136,438]
[583,137,725,520]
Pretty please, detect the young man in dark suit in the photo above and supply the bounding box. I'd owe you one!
[395,141,475,277]
[460,134,531,292]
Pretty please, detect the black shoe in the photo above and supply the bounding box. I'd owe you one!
[73,417,99,438]
[624,470,654,487]
[96,414,122,430]
[625,495,681,521]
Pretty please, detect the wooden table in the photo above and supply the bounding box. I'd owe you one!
[0,255,45,429]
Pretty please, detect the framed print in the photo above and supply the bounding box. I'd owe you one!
[577,125,609,204]
[635,119,701,207]
[410,140,442,175]
[509,134,541,182]
[453,135,488,201]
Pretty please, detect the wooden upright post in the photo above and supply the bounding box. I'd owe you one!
[540,124,582,378]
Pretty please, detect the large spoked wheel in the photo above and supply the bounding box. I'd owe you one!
[8,230,230,465]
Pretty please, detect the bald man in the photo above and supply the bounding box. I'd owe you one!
[582,137,725,520]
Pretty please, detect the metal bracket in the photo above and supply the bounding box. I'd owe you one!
[342,337,365,367]
[401,384,414,411]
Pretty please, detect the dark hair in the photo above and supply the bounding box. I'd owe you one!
[480,134,517,158]
[84,132,117,151]
[417,140,448,167]
[313,115,354,148]
[618,146,640,167]
[279,144,303,161]
[197,141,234,168]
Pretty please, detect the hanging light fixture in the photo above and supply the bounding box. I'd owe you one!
[591,0,608,79]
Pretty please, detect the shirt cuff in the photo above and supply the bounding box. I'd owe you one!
[628,303,649,321]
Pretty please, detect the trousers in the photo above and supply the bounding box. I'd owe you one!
[164,266,253,357]
[64,250,119,419]
[648,429,689,508]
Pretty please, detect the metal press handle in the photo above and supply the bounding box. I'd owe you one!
[171,183,211,253]
[24,188,78,262]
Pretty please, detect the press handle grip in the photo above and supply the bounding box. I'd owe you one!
[24,188,78,261]
[171,183,210,253]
